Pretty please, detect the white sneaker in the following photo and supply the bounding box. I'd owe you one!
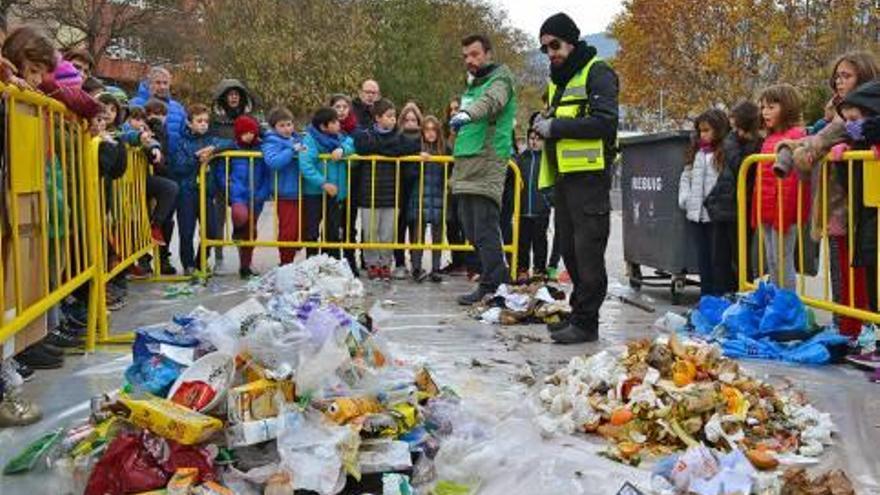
[392,266,409,280]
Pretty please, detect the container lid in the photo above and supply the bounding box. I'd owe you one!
[619,130,692,147]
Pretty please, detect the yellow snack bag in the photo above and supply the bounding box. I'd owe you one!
[118,394,223,445]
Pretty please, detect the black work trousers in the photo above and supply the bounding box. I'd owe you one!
[555,174,610,331]
[457,194,509,291]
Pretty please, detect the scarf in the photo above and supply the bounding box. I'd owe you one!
[340,112,359,134]
[698,139,715,153]
[306,124,343,152]
[550,41,596,87]
[373,124,396,135]
[467,63,498,85]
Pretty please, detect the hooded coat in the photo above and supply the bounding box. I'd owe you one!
[842,81,880,267]
[210,79,256,140]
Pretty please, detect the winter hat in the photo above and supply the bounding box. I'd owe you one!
[539,13,580,45]
[54,58,83,88]
[233,115,261,146]
[839,80,880,118]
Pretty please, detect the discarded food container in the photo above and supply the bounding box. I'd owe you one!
[167,352,235,413]
[227,379,296,424]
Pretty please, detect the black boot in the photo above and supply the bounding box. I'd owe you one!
[457,287,493,306]
[546,315,572,333]
[550,322,598,344]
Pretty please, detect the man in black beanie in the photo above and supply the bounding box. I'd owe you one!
[533,12,619,344]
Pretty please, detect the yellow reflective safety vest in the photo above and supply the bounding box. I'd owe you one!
[539,56,606,189]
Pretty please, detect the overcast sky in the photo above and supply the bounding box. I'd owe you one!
[493,0,624,39]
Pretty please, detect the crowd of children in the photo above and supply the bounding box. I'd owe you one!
[677,51,880,344]
[2,21,880,427]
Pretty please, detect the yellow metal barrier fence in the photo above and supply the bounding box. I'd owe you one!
[92,146,155,347]
[0,83,102,354]
[199,152,521,279]
[737,151,880,324]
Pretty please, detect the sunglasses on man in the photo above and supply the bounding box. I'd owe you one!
[540,39,562,54]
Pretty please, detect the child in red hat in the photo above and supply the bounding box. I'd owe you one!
[214,115,270,278]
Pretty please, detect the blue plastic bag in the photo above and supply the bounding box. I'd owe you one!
[692,296,732,334]
[721,336,783,360]
[721,300,764,338]
[132,327,200,364]
[127,326,199,396]
[722,330,850,365]
[124,355,183,396]
[757,287,808,338]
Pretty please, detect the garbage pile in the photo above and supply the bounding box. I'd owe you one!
[649,446,855,495]
[469,283,570,325]
[676,282,852,366]
[536,334,836,477]
[4,255,466,495]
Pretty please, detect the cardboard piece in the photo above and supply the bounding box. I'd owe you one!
[2,192,48,358]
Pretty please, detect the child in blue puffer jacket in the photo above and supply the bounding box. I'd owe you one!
[214,115,269,279]
[261,106,306,265]
[299,107,356,264]
[172,103,232,275]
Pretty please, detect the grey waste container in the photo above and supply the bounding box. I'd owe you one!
[620,131,700,303]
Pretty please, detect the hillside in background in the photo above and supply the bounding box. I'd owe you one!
[585,32,619,59]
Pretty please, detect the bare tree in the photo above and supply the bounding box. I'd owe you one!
[16,0,178,64]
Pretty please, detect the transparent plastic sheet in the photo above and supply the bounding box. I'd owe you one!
[221,463,283,495]
[239,314,311,379]
[276,411,360,495]
[295,332,351,395]
[433,416,653,494]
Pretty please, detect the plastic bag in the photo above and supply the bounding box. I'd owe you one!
[383,473,414,495]
[296,334,351,395]
[358,440,413,474]
[721,283,772,337]
[3,428,63,474]
[654,312,688,333]
[668,444,718,491]
[196,314,241,357]
[240,314,310,377]
[758,286,808,337]
[84,433,168,495]
[722,330,849,365]
[692,297,731,334]
[125,355,184,396]
[132,326,200,366]
[276,411,359,495]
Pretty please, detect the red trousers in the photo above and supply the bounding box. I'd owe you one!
[231,203,260,270]
[834,235,869,337]
[277,199,300,265]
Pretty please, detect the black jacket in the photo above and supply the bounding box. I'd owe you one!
[517,149,550,217]
[99,138,128,213]
[545,43,619,214]
[352,98,374,132]
[354,128,421,208]
[704,132,763,222]
[840,82,880,267]
[147,117,170,177]
[852,144,877,267]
